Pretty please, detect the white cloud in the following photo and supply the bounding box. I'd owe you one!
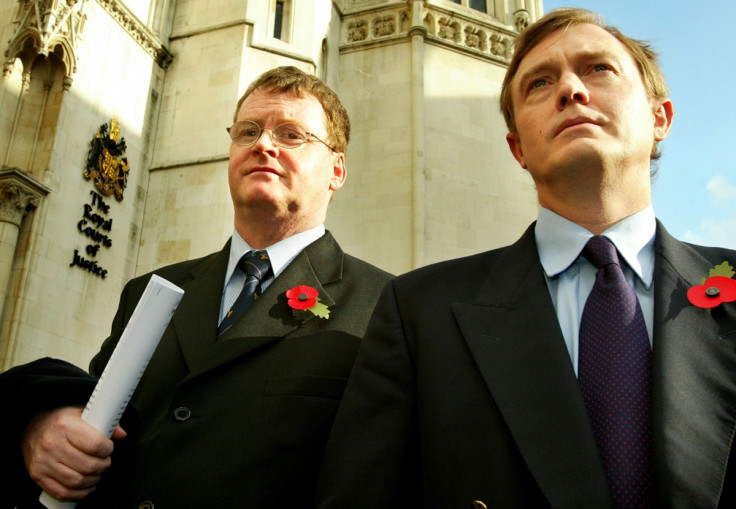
[706,175,736,205]
[681,175,736,249]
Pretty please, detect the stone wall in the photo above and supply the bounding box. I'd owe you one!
[0,0,540,369]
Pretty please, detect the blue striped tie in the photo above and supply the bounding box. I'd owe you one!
[217,250,272,337]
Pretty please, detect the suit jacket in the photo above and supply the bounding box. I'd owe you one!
[1,232,391,509]
[316,222,736,509]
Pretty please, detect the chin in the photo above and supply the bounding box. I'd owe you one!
[236,190,282,210]
[556,143,606,167]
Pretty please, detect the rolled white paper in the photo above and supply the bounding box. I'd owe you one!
[40,274,184,508]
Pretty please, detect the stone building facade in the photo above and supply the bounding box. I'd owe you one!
[0,0,541,370]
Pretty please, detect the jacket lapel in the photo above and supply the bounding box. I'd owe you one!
[453,226,612,508]
[652,223,736,507]
[187,232,343,379]
[169,243,230,373]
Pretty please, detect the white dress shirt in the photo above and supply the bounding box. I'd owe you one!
[219,225,326,324]
[535,206,656,375]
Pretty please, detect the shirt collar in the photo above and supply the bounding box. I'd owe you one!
[535,206,656,287]
[226,224,326,281]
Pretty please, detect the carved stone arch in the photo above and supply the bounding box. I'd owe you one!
[3,0,87,85]
[320,37,328,81]
[1,47,67,177]
[48,36,76,78]
[5,29,75,82]
[399,9,410,33]
[423,12,436,36]
[24,52,67,175]
[6,34,37,75]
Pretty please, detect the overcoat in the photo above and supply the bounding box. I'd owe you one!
[2,232,392,509]
[317,222,736,508]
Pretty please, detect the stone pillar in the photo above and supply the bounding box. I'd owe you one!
[0,168,50,320]
[409,0,426,269]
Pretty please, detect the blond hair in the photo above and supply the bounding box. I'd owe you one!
[500,8,668,137]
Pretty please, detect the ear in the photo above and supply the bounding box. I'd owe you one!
[329,152,347,191]
[506,132,527,169]
[653,98,674,142]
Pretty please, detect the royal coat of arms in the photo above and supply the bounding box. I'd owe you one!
[84,118,129,201]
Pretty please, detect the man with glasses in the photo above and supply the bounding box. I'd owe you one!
[3,66,391,508]
[317,8,736,508]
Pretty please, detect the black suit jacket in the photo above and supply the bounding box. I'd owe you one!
[1,232,391,509]
[316,222,736,509]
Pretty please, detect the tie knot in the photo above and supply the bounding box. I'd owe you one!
[582,235,620,270]
[239,250,272,281]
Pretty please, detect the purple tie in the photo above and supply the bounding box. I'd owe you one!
[578,236,653,508]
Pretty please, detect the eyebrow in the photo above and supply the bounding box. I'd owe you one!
[516,49,620,92]
[237,117,302,127]
[516,60,556,93]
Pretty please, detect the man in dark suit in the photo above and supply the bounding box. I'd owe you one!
[2,66,391,508]
[316,8,736,508]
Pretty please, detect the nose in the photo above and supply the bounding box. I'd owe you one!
[557,72,589,109]
[252,128,280,154]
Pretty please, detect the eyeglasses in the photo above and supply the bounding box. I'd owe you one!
[226,120,335,152]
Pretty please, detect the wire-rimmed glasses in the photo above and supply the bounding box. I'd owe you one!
[226,121,335,151]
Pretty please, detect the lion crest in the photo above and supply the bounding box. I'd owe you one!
[84,118,129,201]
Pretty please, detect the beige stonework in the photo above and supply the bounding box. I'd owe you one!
[0,0,542,370]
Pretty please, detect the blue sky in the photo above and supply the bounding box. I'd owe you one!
[542,0,736,249]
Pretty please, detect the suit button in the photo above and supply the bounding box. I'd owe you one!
[173,406,191,421]
[138,502,154,509]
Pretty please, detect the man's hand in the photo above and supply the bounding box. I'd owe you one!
[21,406,126,501]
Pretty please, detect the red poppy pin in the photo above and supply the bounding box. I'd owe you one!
[687,261,736,309]
[286,285,330,319]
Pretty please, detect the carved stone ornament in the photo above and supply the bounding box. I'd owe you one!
[514,9,530,33]
[490,33,511,58]
[373,15,396,38]
[96,0,173,69]
[347,20,368,42]
[340,4,515,65]
[83,118,129,201]
[438,18,461,43]
[3,0,89,80]
[464,26,487,51]
[0,168,50,227]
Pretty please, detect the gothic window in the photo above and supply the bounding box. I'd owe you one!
[444,0,490,15]
[271,0,292,41]
[274,1,284,39]
[320,38,328,81]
